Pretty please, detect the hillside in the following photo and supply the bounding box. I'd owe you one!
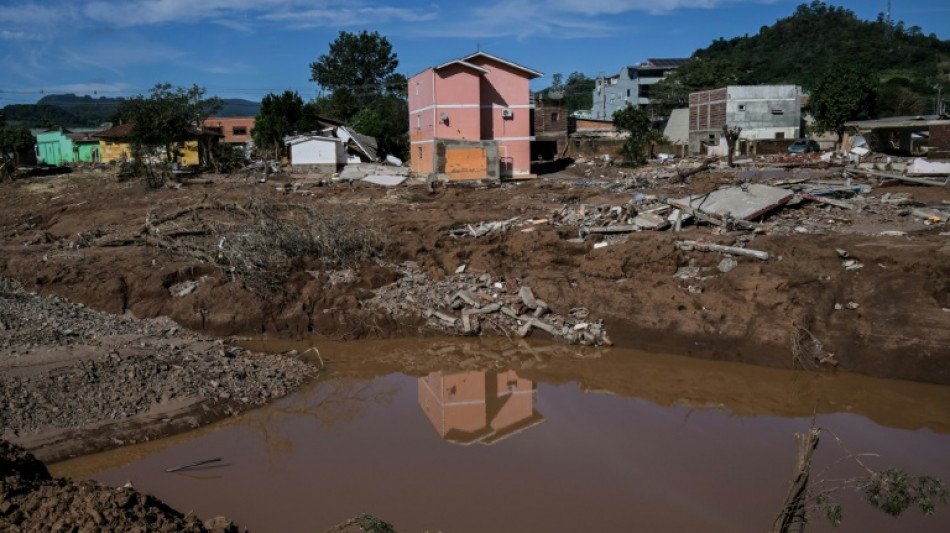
[2,95,262,130]
[692,2,950,108]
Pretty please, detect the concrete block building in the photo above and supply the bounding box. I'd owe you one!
[590,59,688,120]
[688,85,803,154]
[408,52,542,180]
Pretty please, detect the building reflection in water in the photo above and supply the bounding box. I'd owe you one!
[417,370,544,445]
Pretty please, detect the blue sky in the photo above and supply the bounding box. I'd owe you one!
[1,0,948,107]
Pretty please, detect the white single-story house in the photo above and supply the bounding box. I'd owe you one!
[284,135,345,168]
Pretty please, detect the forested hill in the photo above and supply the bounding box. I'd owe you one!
[694,1,950,93]
[2,94,261,129]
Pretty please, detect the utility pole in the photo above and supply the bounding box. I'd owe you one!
[598,72,606,120]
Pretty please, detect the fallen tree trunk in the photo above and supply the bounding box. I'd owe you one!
[772,427,821,533]
[674,156,719,182]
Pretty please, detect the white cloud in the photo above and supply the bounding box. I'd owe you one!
[81,0,270,27]
[424,0,775,39]
[0,3,70,25]
[59,40,190,73]
[0,31,44,41]
[548,0,777,15]
[78,0,436,29]
[261,6,437,28]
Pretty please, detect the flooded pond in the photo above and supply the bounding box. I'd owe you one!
[52,338,950,532]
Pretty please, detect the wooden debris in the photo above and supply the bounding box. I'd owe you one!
[799,192,854,210]
[449,217,522,238]
[846,167,949,187]
[166,458,222,473]
[675,240,771,261]
[583,225,638,235]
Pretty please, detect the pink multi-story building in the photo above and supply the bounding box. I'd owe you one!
[408,52,542,181]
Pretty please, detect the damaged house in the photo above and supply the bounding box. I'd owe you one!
[844,115,950,159]
[284,124,380,171]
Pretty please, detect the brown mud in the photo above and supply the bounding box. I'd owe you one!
[2,167,949,386]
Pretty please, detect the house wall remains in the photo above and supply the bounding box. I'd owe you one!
[434,139,500,181]
[288,136,344,168]
[689,85,801,154]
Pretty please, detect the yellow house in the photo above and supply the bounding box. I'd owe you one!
[94,123,135,163]
[94,124,221,166]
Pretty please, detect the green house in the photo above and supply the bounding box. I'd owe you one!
[35,127,101,165]
[67,132,101,163]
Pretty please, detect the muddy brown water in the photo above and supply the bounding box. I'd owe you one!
[52,339,950,533]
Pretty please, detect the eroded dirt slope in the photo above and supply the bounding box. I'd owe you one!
[1,166,948,384]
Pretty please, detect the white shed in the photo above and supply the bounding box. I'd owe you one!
[284,135,345,167]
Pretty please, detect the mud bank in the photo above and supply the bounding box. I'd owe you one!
[0,439,240,532]
[1,169,949,385]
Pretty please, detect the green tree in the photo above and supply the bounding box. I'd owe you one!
[680,1,950,114]
[612,104,664,165]
[564,72,595,114]
[348,95,409,161]
[253,90,305,161]
[309,30,404,120]
[309,31,408,159]
[115,83,221,186]
[0,122,34,177]
[807,64,878,147]
[550,73,564,95]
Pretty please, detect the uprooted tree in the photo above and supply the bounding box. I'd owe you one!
[722,124,742,166]
[772,425,947,532]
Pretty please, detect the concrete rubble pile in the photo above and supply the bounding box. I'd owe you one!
[554,166,949,242]
[371,263,612,346]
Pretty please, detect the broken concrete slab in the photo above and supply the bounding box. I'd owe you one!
[362,175,407,186]
[908,158,950,176]
[669,184,793,222]
[633,213,670,230]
